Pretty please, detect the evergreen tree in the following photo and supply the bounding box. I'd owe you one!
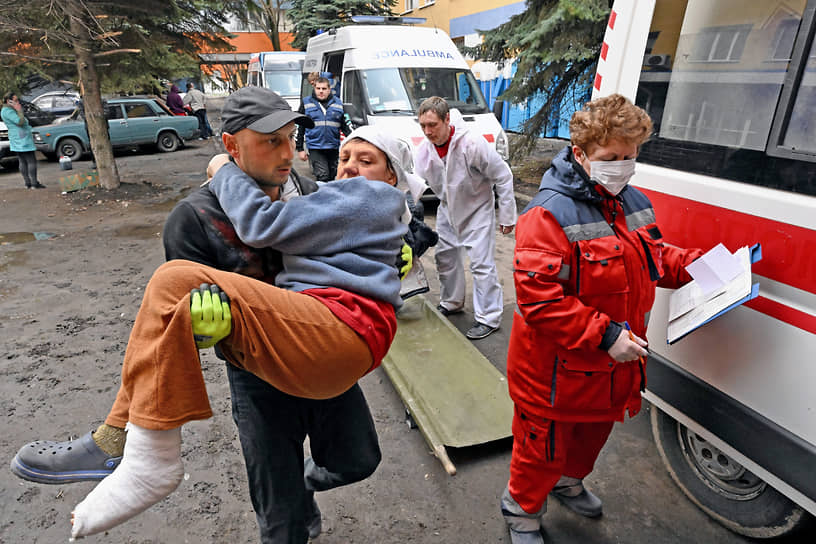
[469,0,610,153]
[0,0,235,189]
[287,0,396,51]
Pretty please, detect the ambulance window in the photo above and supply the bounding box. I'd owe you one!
[635,0,816,197]
[325,53,344,90]
[343,71,368,115]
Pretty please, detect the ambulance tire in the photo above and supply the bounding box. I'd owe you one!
[650,406,813,539]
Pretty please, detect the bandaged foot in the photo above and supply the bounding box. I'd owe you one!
[70,423,184,538]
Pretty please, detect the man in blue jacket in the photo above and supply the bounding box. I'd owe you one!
[296,77,352,181]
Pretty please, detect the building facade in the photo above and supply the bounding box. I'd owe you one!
[398,0,526,48]
[198,6,297,94]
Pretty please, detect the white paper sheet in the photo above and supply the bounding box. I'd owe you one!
[685,242,745,295]
[667,246,753,343]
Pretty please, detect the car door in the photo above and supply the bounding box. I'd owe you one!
[105,104,129,146]
[123,102,161,144]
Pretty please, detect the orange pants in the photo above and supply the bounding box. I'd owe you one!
[105,260,373,430]
[508,406,615,513]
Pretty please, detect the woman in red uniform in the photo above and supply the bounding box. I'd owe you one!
[501,94,704,543]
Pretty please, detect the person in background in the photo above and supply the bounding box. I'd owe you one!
[166,84,186,115]
[296,77,352,181]
[500,94,705,544]
[182,83,213,139]
[2,92,45,189]
[414,96,516,340]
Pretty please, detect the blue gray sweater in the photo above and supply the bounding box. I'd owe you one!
[208,162,408,308]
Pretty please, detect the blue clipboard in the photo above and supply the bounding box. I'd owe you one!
[668,243,762,344]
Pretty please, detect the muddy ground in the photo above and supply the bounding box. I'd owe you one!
[0,118,776,544]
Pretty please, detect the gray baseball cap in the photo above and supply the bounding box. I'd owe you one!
[221,86,314,135]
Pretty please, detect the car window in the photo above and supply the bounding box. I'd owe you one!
[124,103,155,119]
[32,96,52,109]
[151,100,172,116]
[105,105,124,120]
[54,96,76,109]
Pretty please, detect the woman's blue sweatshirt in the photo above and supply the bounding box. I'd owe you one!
[208,162,408,309]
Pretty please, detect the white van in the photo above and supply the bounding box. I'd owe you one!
[597,0,816,538]
[302,23,509,160]
[247,51,305,111]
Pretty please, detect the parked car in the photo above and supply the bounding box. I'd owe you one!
[30,90,80,116]
[0,120,14,170]
[32,97,199,160]
[20,100,58,127]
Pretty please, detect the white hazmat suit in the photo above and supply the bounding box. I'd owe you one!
[414,111,516,328]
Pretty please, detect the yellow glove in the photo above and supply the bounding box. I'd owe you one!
[190,283,232,349]
[398,243,413,280]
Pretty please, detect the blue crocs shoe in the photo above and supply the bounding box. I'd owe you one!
[10,431,122,484]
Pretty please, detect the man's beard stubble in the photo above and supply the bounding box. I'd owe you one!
[254,159,293,188]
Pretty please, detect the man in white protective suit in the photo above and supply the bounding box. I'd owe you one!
[414,96,517,340]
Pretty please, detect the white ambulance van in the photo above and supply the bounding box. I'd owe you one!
[597,0,816,538]
[247,51,305,111]
[301,22,510,160]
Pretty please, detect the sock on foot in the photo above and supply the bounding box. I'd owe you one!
[70,423,184,538]
[92,423,126,457]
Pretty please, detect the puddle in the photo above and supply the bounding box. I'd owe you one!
[0,232,57,244]
[0,248,29,271]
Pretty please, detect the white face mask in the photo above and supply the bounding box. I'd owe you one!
[588,158,636,196]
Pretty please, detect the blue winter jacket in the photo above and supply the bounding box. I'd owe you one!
[301,94,345,150]
[1,106,35,152]
[208,162,408,309]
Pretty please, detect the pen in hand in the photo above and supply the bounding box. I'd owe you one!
[624,321,647,364]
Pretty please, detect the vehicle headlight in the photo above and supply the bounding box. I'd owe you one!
[496,129,509,161]
[33,133,43,143]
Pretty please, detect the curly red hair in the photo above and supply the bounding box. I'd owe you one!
[569,94,652,152]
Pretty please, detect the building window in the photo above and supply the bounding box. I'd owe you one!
[689,24,752,62]
[768,18,800,61]
[405,0,416,10]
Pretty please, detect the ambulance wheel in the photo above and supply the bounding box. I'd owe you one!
[405,409,417,429]
[650,406,812,538]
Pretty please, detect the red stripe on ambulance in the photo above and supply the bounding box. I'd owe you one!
[745,297,816,336]
[639,188,816,332]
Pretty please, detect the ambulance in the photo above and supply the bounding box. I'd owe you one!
[301,20,510,160]
[247,51,305,111]
[597,0,816,538]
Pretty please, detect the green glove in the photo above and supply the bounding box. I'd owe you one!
[398,243,413,280]
[190,283,232,349]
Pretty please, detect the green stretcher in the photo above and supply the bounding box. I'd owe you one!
[381,295,514,475]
